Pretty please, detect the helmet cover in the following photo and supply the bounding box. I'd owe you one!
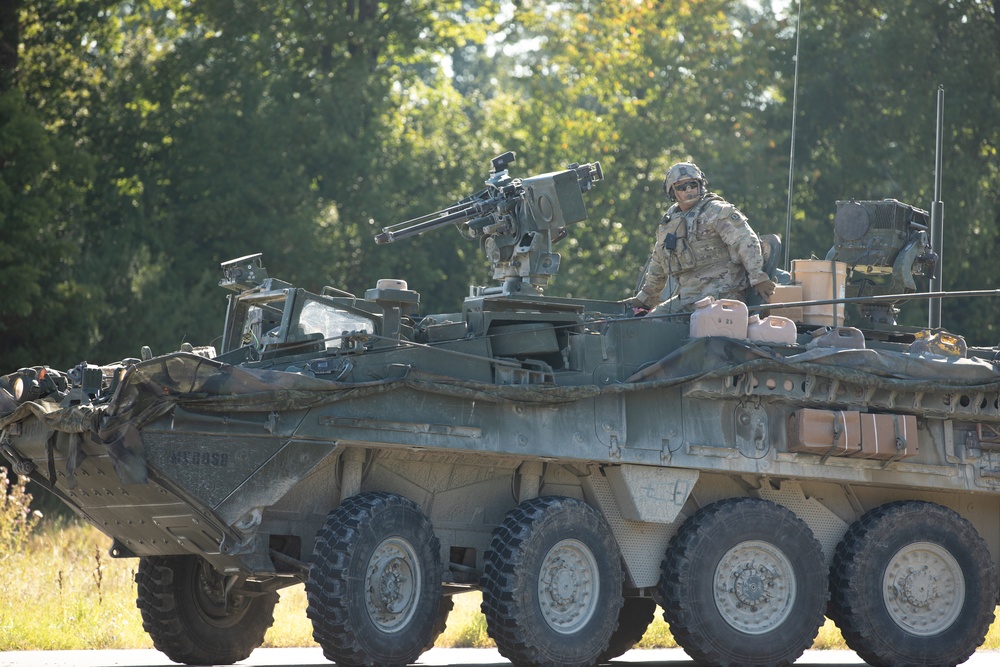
[663,162,707,199]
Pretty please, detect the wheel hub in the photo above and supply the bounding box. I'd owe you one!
[365,537,420,632]
[537,538,600,634]
[194,562,250,626]
[714,540,796,635]
[373,556,410,613]
[732,564,769,607]
[899,569,935,607]
[883,541,964,636]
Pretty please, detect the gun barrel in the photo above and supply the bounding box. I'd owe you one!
[375,206,482,245]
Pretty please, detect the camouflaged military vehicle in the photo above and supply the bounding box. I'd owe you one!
[2,152,999,667]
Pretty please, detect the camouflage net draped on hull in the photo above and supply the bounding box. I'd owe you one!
[3,339,1000,486]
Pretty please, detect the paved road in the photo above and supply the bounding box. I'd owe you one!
[0,647,997,667]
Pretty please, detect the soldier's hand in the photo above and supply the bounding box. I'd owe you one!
[622,296,650,316]
[753,278,776,300]
[623,296,643,308]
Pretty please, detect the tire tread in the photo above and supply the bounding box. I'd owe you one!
[306,492,443,667]
[480,496,623,667]
[828,500,997,667]
[135,555,276,665]
[658,497,827,667]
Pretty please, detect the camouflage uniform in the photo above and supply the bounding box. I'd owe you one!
[635,193,769,312]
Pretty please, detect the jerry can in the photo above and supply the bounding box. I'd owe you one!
[689,297,749,339]
[748,314,797,345]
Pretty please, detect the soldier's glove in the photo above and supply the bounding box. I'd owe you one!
[623,296,650,316]
[753,278,777,300]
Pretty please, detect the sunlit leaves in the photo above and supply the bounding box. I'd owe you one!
[5,0,1000,369]
[473,0,785,299]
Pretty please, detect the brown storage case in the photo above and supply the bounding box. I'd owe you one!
[768,284,804,323]
[853,413,919,460]
[788,408,862,456]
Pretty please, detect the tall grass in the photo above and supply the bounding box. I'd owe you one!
[2,470,999,652]
[0,468,150,649]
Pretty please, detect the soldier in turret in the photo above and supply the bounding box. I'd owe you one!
[627,161,775,315]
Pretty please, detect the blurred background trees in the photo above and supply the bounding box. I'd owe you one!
[2,0,999,370]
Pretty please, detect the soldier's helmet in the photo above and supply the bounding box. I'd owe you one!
[662,162,707,201]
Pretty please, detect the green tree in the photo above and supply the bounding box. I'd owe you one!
[477,0,787,300]
[72,0,499,359]
[791,0,1000,341]
[6,0,1000,371]
[0,1,116,371]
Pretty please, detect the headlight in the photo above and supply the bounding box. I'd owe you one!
[6,367,68,403]
[12,375,27,400]
[11,369,41,402]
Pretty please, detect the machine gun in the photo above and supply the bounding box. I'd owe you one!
[375,151,603,295]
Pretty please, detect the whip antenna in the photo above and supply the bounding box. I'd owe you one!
[928,84,945,328]
[783,0,803,273]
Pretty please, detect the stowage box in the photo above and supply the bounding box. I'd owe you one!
[853,413,919,460]
[788,408,862,456]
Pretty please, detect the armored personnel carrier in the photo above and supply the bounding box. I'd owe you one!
[2,153,999,667]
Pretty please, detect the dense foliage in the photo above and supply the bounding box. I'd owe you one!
[2,0,999,370]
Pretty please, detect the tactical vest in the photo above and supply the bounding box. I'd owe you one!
[658,194,740,278]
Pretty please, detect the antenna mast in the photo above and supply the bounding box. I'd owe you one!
[783,0,803,273]
[928,85,945,328]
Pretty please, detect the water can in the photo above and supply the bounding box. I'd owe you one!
[809,326,866,349]
[748,314,797,345]
[690,297,749,339]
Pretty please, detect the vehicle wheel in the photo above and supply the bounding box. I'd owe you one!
[597,597,657,663]
[424,596,455,652]
[306,492,444,667]
[828,500,997,667]
[480,495,624,667]
[135,555,277,665]
[657,497,827,667]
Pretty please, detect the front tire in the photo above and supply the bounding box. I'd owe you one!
[828,500,997,667]
[306,492,444,667]
[481,496,624,667]
[135,555,277,665]
[657,497,828,666]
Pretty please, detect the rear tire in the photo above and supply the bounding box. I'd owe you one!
[828,500,997,667]
[135,555,276,665]
[597,597,657,663]
[657,497,827,666]
[425,596,455,652]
